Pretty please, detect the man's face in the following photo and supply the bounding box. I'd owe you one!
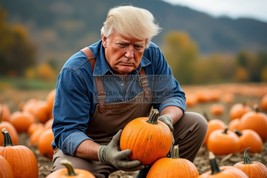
[102,31,147,75]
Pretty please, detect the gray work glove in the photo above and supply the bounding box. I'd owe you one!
[158,115,174,131]
[98,130,145,171]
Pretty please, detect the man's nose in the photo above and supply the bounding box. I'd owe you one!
[124,45,134,58]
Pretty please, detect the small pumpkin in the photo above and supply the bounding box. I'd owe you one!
[0,155,13,178]
[260,93,267,111]
[230,103,251,120]
[0,119,19,146]
[0,128,39,178]
[37,129,54,159]
[9,111,35,133]
[0,104,11,122]
[120,109,173,165]
[46,89,56,119]
[146,145,199,178]
[238,105,267,141]
[210,104,225,116]
[228,119,240,131]
[233,147,267,178]
[203,113,226,145]
[207,128,240,155]
[199,152,248,178]
[234,129,263,153]
[46,159,95,178]
[22,99,50,124]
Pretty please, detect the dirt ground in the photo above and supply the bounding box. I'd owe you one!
[2,83,267,177]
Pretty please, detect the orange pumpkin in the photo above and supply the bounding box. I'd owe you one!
[46,159,95,178]
[234,129,263,153]
[0,120,19,146]
[46,89,56,119]
[0,128,38,178]
[210,104,225,116]
[0,155,13,178]
[22,99,50,124]
[238,106,267,141]
[9,111,35,133]
[27,122,44,136]
[199,152,248,178]
[29,125,45,147]
[234,147,267,178]
[228,119,240,131]
[37,129,54,159]
[0,104,11,122]
[147,145,199,177]
[186,93,198,107]
[260,93,267,111]
[230,103,251,120]
[207,128,240,155]
[120,109,173,165]
[203,113,226,145]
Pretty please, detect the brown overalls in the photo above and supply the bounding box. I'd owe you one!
[52,47,208,178]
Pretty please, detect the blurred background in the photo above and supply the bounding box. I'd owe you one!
[1,0,267,90]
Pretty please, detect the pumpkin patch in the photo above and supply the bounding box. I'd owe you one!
[0,84,266,177]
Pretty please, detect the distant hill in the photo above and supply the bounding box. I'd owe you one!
[2,0,267,63]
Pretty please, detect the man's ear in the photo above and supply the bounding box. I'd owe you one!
[102,35,107,48]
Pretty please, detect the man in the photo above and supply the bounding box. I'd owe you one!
[52,5,207,178]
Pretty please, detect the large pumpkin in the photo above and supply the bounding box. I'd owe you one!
[199,152,248,178]
[0,128,39,178]
[0,155,13,178]
[120,109,173,165]
[147,145,199,177]
[234,147,267,178]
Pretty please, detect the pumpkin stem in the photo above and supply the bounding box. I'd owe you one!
[1,128,13,146]
[147,109,159,124]
[243,147,252,164]
[209,152,221,175]
[60,159,78,176]
[253,104,260,113]
[223,128,228,134]
[234,130,243,137]
[171,145,180,158]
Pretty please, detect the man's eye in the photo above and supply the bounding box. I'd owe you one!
[117,43,128,48]
[134,45,144,50]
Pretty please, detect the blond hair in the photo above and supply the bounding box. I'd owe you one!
[101,5,161,47]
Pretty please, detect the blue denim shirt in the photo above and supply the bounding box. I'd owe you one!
[52,40,186,155]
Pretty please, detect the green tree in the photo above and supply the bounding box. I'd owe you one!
[0,7,36,76]
[162,31,198,84]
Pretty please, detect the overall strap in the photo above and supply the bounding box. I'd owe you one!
[80,47,106,112]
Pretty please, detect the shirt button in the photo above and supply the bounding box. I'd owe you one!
[121,83,124,87]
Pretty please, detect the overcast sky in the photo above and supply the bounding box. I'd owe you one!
[162,0,267,22]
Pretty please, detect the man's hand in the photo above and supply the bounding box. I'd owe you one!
[98,130,145,171]
[158,115,173,131]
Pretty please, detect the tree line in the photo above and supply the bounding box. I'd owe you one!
[1,7,266,84]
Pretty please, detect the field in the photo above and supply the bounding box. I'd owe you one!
[1,83,267,177]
